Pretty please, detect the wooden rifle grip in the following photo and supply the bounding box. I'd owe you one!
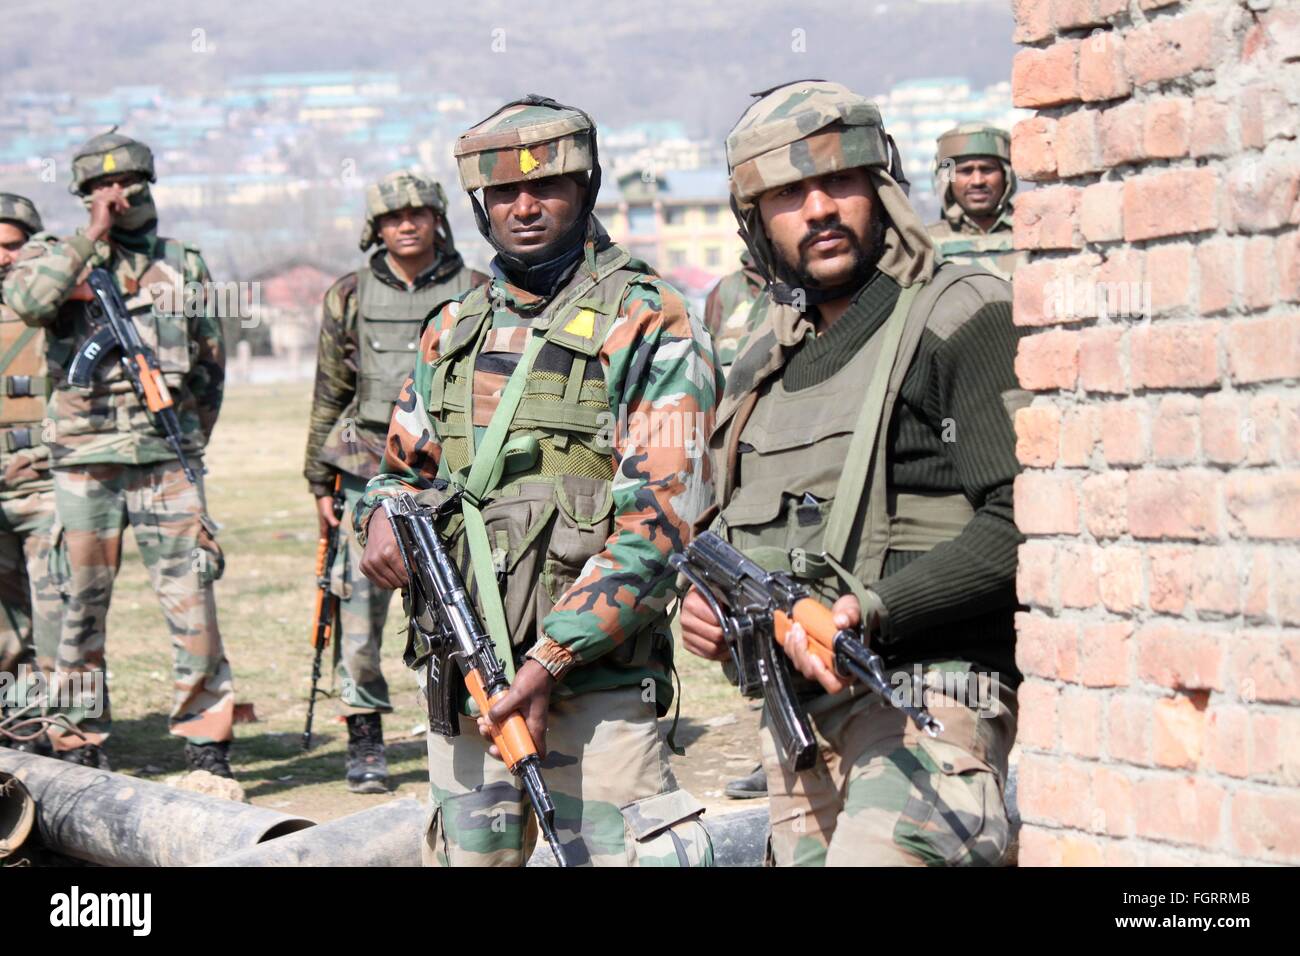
[773,598,840,672]
[465,670,538,772]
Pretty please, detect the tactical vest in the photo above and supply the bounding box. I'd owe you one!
[931,225,1024,282]
[409,243,654,676]
[355,262,478,426]
[711,264,1006,604]
[0,309,50,453]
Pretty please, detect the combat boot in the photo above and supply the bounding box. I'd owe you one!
[345,713,389,793]
[59,744,109,770]
[724,764,768,799]
[184,740,233,778]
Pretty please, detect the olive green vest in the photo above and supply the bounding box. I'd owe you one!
[355,262,477,426]
[0,309,51,462]
[710,264,1005,603]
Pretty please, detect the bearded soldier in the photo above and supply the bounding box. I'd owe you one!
[357,96,720,867]
[304,170,487,792]
[926,123,1025,281]
[680,81,1024,866]
[703,250,764,373]
[1,131,233,775]
[0,194,61,752]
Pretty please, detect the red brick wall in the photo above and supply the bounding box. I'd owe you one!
[1009,0,1300,865]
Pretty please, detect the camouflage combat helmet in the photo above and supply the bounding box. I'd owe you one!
[933,123,1016,220]
[69,127,156,195]
[453,95,602,267]
[725,79,916,298]
[359,170,451,251]
[0,193,42,236]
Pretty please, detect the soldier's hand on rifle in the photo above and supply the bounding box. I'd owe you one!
[784,593,863,695]
[316,495,341,538]
[360,510,409,590]
[679,586,730,662]
[481,659,555,759]
[85,183,131,243]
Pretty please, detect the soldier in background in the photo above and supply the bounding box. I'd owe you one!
[1,131,233,775]
[703,250,764,373]
[303,171,486,793]
[0,193,60,753]
[926,124,1025,281]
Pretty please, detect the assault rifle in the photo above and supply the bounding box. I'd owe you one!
[671,530,943,773]
[302,474,345,751]
[67,267,200,484]
[384,490,569,868]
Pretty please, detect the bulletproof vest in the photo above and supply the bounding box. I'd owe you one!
[931,225,1025,282]
[355,261,477,426]
[711,264,1007,598]
[0,309,50,453]
[411,242,651,661]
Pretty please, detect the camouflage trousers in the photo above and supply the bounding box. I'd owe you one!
[0,488,61,710]
[329,474,394,714]
[761,662,1017,867]
[421,683,711,867]
[47,460,234,750]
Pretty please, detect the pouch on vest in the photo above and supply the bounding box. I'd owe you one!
[619,789,714,867]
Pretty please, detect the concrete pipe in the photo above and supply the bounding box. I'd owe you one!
[0,770,36,859]
[204,798,425,867]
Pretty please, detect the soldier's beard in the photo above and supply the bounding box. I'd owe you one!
[777,213,886,304]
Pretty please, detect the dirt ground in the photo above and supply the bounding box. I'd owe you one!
[96,382,766,823]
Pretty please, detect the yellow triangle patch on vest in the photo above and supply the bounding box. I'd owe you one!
[519,148,539,174]
[563,308,596,338]
[102,152,117,172]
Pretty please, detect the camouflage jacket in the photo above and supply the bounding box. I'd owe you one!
[926,207,1025,281]
[355,239,722,700]
[0,229,223,468]
[703,254,765,371]
[303,250,488,498]
[0,272,52,500]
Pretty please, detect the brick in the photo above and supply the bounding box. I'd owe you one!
[1224,473,1300,539]
[1096,246,1146,308]
[1079,181,1124,243]
[1098,546,1143,613]
[1081,621,1133,687]
[1079,30,1130,102]
[1128,470,1219,541]
[1016,612,1080,681]
[1052,0,1101,30]
[1018,827,1061,867]
[1015,472,1081,533]
[1242,236,1275,312]
[1149,546,1193,615]
[1227,316,1300,384]
[1135,775,1224,848]
[1082,471,1128,538]
[1152,395,1199,464]
[1285,395,1300,464]
[1011,116,1058,182]
[1190,94,1233,158]
[1039,252,1105,323]
[1138,0,1179,7]
[1078,325,1127,393]
[1246,394,1281,466]
[1136,623,1224,691]
[1130,322,1220,389]
[1205,706,1250,778]
[1102,841,1144,866]
[1152,693,1207,768]
[1242,6,1300,64]
[1099,99,1146,166]
[1060,835,1105,866]
[1013,258,1058,327]
[1017,679,1059,749]
[1252,711,1300,784]
[1091,765,1136,837]
[1190,547,1241,616]
[1060,405,1098,465]
[1279,232,1300,303]
[1060,688,1103,758]
[1055,110,1103,178]
[1017,329,1080,390]
[1227,157,1300,234]
[1126,12,1219,87]
[1013,41,1080,109]
[1232,632,1300,703]
[1107,693,1152,765]
[1275,549,1300,625]
[1146,243,1193,317]
[1231,789,1300,863]
[1243,548,1272,621]
[1202,392,1245,464]
[1059,545,1100,608]
[1098,400,1147,466]
[1015,187,1083,250]
[1012,0,1054,44]
[1123,169,1219,241]
[1195,238,1238,314]
[1015,405,1061,466]
[1143,97,1192,158]
[1239,84,1298,150]
[1018,753,1091,828]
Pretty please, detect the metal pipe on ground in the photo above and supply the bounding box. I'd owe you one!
[0,770,36,859]
[0,751,315,867]
[204,798,425,866]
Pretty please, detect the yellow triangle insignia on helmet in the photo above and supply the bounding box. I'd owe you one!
[519,148,539,174]
[102,152,117,172]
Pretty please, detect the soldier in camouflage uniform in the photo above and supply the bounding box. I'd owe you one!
[357,96,720,866]
[0,193,61,754]
[304,170,487,792]
[703,250,764,373]
[680,81,1025,866]
[926,123,1025,281]
[1,131,234,775]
